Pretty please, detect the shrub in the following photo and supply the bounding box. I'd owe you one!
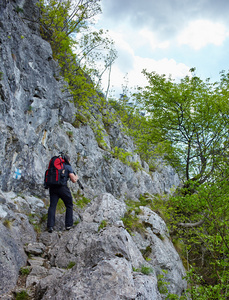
[67,261,76,269]
[20,267,30,276]
[98,220,107,231]
[15,290,29,300]
[133,265,154,275]
[56,198,66,214]
[74,195,91,209]
[141,265,154,275]
[3,219,12,229]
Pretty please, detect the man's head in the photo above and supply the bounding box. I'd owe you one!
[64,155,70,165]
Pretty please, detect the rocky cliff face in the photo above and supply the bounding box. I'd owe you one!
[0,1,186,299]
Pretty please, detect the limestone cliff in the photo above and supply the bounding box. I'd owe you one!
[0,1,187,299]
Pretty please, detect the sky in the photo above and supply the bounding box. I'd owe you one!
[95,0,229,98]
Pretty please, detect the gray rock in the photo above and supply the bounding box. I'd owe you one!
[42,258,160,300]
[9,213,37,245]
[0,190,46,219]
[39,231,60,248]
[24,242,46,255]
[132,206,187,296]
[35,273,64,300]
[29,265,48,277]
[48,267,65,277]
[0,223,27,295]
[0,209,37,296]
[40,193,186,298]
[26,275,40,288]
[82,192,126,223]
[134,273,162,300]
[28,257,46,267]
[0,205,7,218]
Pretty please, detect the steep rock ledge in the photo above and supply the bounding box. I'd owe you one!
[0,0,179,199]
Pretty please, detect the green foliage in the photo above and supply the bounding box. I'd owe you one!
[111,147,131,163]
[122,198,153,234]
[74,219,80,226]
[93,121,108,150]
[38,0,93,106]
[136,174,229,298]
[0,71,3,80]
[134,69,229,184]
[73,192,91,209]
[67,261,76,269]
[133,265,154,275]
[32,224,41,233]
[118,69,229,297]
[98,219,107,231]
[122,211,144,234]
[72,112,89,128]
[28,214,42,233]
[66,130,73,141]
[56,198,66,214]
[28,211,47,233]
[15,6,24,13]
[141,265,154,275]
[155,169,229,299]
[108,97,164,168]
[38,0,116,106]
[157,270,190,299]
[40,213,48,223]
[15,290,29,300]
[27,105,33,112]
[77,196,91,209]
[29,214,41,233]
[38,0,119,150]
[3,219,12,228]
[20,267,31,276]
[157,271,169,295]
[110,147,141,172]
[129,161,141,172]
[182,268,229,299]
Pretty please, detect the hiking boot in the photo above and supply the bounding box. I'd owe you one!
[47,227,53,233]
[65,226,72,230]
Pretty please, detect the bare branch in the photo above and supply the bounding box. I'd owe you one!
[177,219,205,228]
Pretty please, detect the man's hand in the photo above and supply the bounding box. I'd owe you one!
[69,173,79,183]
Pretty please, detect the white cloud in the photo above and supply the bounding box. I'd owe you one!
[101,55,190,98]
[98,26,191,98]
[139,28,170,50]
[128,56,190,87]
[177,20,228,50]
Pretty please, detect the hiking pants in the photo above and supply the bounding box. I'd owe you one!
[47,185,73,228]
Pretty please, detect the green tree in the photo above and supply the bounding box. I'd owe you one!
[39,0,101,57]
[134,68,229,187]
[164,167,229,299]
[38,0,116,101]
[133,68,229,298]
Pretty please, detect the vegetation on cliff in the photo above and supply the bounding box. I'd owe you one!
[38,0,116,105]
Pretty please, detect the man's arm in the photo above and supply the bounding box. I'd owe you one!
[69,172,79,183]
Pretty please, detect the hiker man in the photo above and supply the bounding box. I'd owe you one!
[47,155,78,233]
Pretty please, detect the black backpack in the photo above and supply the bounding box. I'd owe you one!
[44,156,66,189]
